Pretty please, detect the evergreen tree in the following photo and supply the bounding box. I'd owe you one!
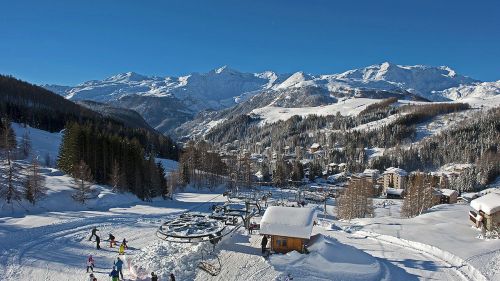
[273,158,288,187]
[291,161,304,182]
[72,160,93,204]
[57,123,80,174]
[110,160,122,193]
[157,162,168,199]
[0,119,22,205]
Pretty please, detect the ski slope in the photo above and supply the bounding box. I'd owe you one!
[0,194,485,281]
[2,124,498,280]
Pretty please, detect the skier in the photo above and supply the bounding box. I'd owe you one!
[88,273,95,281]
[122,238,128,249]
[114,257,124,280]
[95,235,101,249]
[109,233,116,248]
[119,243,125,255]
[86,255,95,272]
[170,273,176,281]
[261,235,268,254]
[151,272,158,281]
[109,266,119,281]
[89,227,98,241]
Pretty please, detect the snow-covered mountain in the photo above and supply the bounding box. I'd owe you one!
[43,63,499,136]
[437,81,500,101]
[44,62,486,109]
[268,62,481,102]
[45,67,288,112]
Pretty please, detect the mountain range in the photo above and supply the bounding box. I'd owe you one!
[43,62,500,138]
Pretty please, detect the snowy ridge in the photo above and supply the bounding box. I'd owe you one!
[43,62,496,111]
[438,81,500,101]
[41,63,499,137]
[44,67,287,112]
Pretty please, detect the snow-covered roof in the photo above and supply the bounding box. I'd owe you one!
[260,206,316,239]
[383,167,408,176]
[470,193,500,215]
[386,188,405,195]
[439,189,458,197]
[363,169,380,176]
[310,143,321,149]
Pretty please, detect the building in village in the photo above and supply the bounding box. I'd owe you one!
[383,167,408,190]
[469,192,500,231]
[437,189,459,204]
[259,206,316,254]
[310,143,322,153]
[386,188,405,199]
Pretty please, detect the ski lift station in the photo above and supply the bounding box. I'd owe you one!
[260,206,316,254]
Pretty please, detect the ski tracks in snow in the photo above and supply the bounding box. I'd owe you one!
[353,230,488,281]
[0,213,176,281]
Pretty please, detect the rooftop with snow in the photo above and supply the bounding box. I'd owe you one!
[383,167,408,176]
[260,206,316,239]
[470,192,500,215]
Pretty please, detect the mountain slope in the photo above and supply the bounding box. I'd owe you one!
[76,100,154,130]
[41,63,498,137]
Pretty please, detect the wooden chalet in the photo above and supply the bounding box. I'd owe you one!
[469,192,500,231]
[260,206,316,254]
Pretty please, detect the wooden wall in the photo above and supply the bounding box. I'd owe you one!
[271,235,305,253]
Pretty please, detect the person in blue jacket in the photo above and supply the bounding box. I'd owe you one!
[114,257,124,280]
[109,266,119,281]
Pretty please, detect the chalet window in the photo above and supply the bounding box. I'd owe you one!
[277,238,287,247]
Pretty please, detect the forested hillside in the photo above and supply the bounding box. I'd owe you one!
[0,75,179,200]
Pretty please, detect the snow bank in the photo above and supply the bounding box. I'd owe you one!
[269,234,383,281]
[260,206,316,239]
[470,192,500,215]
[356,230,488,281]
[131,240,205,280]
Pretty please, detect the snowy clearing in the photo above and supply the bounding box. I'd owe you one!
[251,98,381,125]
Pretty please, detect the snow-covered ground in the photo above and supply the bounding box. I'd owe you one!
[251,98,381,125]
[2,123,500,280]
[3,187,494,281]
[340,199,500,281]
[11,123,62,165]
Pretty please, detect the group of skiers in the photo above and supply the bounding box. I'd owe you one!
[86,227,176,280]
[89,227,128,253]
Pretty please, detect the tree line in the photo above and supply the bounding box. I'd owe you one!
[0,118,47,207]
[58,122,169,201]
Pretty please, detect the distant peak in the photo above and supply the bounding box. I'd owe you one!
[213,65,238,74]
[380,61,395,69]
[105,71,148,82]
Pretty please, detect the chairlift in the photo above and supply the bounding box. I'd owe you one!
[198,249,222,276]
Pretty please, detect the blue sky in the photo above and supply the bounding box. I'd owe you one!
[0,0,499,85]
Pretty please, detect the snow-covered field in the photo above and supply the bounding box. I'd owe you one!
[2,123,500,281]
[251,98,381,125]
[3,185,498,281]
